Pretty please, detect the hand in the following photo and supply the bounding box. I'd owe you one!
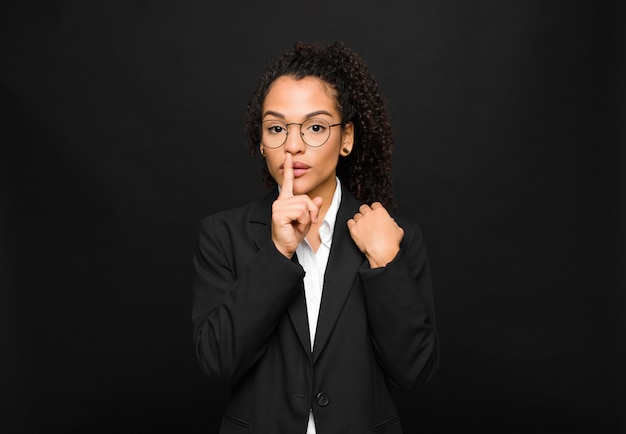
[271,153,323,258]
[347,202,404,268]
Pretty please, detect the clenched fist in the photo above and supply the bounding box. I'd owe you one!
[347,202,404,268]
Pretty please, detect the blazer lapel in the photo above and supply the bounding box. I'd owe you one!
[250,189,311,357]
[286,269,311,355]
[312,191,365,364]
[249,190,275,251]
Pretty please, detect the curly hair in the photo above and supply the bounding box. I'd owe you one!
[246,41,395,209]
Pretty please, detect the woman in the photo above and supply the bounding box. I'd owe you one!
[192,41,438,433]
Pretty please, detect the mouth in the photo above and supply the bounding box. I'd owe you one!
[281,161,310,178]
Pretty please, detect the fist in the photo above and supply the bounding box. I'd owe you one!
[347,202,404,268]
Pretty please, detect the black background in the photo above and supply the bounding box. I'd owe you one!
[2,1,624,433]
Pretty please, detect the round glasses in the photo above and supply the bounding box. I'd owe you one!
[261,118,343,149]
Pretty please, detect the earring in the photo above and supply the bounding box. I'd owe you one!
[342,147,351,155]
[260,148,265,157]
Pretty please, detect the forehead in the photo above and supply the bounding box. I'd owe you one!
[263,75,338,112]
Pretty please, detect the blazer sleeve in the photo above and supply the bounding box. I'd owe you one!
[358,219,439,390]
[191,213,304,385]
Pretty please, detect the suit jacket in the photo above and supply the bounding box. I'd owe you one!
[192,188,438,433]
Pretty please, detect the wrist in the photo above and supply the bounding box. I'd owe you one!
[366,247,399,268]
[272,238,295,259]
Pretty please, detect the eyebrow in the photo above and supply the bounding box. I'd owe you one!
[262,110,334,120]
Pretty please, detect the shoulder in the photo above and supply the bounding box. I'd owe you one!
[394,214,420,233]
[389,211,426,249]
[199,190,276,230]
[194,192,276,258]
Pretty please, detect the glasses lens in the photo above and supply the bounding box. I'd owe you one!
[261,120,287,148]
[261,118,333,148]
[301,118,331,147]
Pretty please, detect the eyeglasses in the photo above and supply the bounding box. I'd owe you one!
[261,118,343,149]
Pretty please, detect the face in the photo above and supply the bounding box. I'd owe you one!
[261,75,354,200]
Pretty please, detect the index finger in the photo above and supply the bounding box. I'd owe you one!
[279,153,294,198]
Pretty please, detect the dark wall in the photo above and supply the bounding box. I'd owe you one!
[2,1,624,433]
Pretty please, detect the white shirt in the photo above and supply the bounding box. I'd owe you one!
[295,179,342,434]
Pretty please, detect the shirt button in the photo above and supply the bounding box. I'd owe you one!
[316,392,330,407]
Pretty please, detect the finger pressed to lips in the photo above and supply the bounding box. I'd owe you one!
[279,154,294,198]
[281,157,309,179]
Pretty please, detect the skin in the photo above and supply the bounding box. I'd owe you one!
[261,75,403,268]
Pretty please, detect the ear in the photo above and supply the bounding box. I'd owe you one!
[340,122,354,156]
[259,144,265,157]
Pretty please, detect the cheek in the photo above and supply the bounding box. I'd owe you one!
[321,145,341,169]
[265,155,281,181]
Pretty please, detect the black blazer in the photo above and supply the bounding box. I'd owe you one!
[192,188,438,433]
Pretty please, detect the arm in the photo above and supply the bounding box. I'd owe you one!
[192,216,304,385]
[193,155,322,385]
[358,220,439,390]
[348,204,438,390]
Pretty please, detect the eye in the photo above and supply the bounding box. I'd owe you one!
[270,125,284,133]
[305,120,328,134]
[264,122,286,135]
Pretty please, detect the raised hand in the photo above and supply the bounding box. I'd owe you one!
[271,153,323,258]
[347,202,404,268]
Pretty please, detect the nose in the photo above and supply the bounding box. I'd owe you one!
[283,123,306,154]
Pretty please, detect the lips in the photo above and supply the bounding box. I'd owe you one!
[282,161,310,177]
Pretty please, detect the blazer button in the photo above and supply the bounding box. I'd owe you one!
[316,392,330,407]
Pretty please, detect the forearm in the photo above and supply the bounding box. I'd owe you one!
[360,223,439,390]
[192,239,304,385]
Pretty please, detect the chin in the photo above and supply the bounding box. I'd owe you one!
[291,188,309,196]
[290,180,308,194]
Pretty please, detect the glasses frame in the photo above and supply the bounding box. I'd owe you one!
[261,118,344,149]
